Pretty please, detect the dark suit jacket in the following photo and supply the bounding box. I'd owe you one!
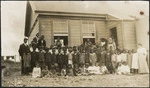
[18,43,30,57]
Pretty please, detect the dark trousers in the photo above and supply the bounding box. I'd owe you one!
[21,57,25,75]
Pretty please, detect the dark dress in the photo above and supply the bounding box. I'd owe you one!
[100,50,106,64]
[105,52,111,67]
[95,49,101,63]
[72,52,79,66]
[85,52,90,64]
[31,51,38,71]
[44,52,51,70]
[63,53,68,67]
[18,43,30,75]
[79,53,85,65]
[37,51,45,70]
[51,53,57,65]
[56,53,63,72]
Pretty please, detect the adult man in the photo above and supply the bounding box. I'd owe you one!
[18,37,30,75]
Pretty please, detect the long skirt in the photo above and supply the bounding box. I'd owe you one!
[132,53,139,69]
[138,54,149,73]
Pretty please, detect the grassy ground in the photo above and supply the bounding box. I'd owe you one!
[1,61,149,87]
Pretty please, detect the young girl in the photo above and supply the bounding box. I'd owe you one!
[100,47,106,65]
[131,49,139,74]
[79,48,85,66]
[117,62,130,75]
[121,50,127,63]
[41,65,50,78]
[89,49,97,66]
[127,50,132,73]
[116,51,122,68]
[32,63,41,78]
[44,47,51,70]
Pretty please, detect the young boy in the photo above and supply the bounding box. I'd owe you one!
[41,65,49,78]
[72,48,79,68]
[66,64,74,76]
[56,48,63,72]
[32,63,41,78]
[61,65,67,76]
[44,47,51,70]
[63,50,68,68]
[68,47,73,67]
[37,46,45,70]
[51,48,57,67]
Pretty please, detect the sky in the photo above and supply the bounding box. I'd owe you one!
[1,1,26,55]
[1,1,149,56]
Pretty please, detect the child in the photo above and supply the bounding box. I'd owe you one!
[116,51,122,68]
[131,49,139,74]
[66,64,74,76]
[100,47,106,65]
[127,50,132,73]
[89,49,97,66]
[100,63,109,74]
[117,62,130,75]
[44,47,51,70]
[95,46,101,64]
[56,48,63,72]
[72,48,79,68]
[107,62,114,74]
[78,63,85,75]
[32,63,41,78]
[121,50,127,63]
[111,51,117,73]
[51,48,57,66]
[105,50,111,68]
[41,65,49,78]
[85,49,90,65]
[31,45,38,72]
[79,48,85,66]
[68,47,73,67]
[61,65,67,76]
[73,63,80,76]
[63,50,68,68]
[37,46,45,70]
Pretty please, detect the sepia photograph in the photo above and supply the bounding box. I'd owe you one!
[1,1,149,87]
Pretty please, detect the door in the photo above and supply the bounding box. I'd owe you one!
[110,27,118,46]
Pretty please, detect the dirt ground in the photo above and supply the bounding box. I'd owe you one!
[2,71,149,87]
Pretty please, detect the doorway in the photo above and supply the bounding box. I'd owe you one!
[54,36,68,47]
[110,27,118,46]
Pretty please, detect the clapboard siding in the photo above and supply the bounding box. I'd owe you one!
[39,17,52,47]
[95,21,109,42]
[28,20,39,44]
[69,20,81,46]
[122,22,137,50]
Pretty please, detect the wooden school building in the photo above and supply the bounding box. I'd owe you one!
[24,1,137,50]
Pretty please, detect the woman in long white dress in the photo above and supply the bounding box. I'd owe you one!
[137,44,149,74]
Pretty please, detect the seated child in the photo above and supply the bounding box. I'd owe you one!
[41,65,49,78]
[84,63,90,75]
[117,62,130,75]
[106,62,114,74]
[32,63,41,78]
[100,63,110,74]
[73,63,81,76]
[79,63,85,75]
[61,65,67,76]
[87,63,102,75]
[66,64,74,76]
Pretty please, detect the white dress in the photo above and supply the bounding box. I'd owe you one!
[121,53,127,62]
[131,53,139,69]
[32,67,41,78]
[137,47,149,73]
[116,54,122,63]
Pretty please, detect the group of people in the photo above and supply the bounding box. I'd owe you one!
[18,34,149,78]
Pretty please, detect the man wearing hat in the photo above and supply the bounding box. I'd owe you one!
[18,37,30,75]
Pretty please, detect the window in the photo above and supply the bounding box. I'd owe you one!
[82,21,95,38]
[53,19,68,33]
